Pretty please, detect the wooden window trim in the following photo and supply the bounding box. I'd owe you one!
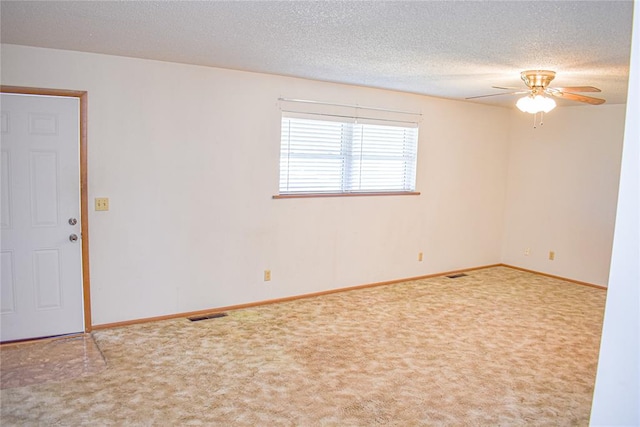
[273,191,420,199]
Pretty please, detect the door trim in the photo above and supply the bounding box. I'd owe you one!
[1,85,92,333]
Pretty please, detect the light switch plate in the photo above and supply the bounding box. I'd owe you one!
[95,197,109,211]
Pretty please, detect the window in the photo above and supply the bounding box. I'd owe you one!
[278,114,419,196]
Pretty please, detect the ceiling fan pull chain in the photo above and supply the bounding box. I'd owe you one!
[540,111,545,127]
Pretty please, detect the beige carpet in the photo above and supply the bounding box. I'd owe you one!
[0,266,605,426]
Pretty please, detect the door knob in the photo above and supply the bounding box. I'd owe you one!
[68,218,78,225]
[69,234,78,242]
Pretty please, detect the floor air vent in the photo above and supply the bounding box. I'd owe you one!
[446,273,468,279]
[188,312,228,322]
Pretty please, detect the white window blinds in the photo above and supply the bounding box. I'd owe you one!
[279,115,418,195]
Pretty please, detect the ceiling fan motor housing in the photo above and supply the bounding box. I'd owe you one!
[521,70,556,90]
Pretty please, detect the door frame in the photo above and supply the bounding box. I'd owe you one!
[1,85,92,333]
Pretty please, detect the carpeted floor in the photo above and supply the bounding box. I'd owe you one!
[0,266,606,426]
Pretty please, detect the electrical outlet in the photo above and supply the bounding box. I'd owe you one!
[95,197,109,211]
[264,270,271,281]
[524,248,530,256]
[549,251,555,260]
[418,252,423,262]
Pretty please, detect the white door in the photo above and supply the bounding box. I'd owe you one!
[1,93,83,342]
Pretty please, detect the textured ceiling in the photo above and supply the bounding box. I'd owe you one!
[0,1,634,108]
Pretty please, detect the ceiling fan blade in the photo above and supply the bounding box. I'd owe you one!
[548,86,601,93]
[466,91,527,100]
[549,91,606,105]
[491,86,522,90]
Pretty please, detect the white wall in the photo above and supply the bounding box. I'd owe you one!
[1,43,627,326]
[501,105,626,286]
[590,2,640,424]
[0,44,510,325]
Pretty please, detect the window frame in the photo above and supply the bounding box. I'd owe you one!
[276,113,420,198]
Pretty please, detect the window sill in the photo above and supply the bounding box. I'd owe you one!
[273,191,420,199]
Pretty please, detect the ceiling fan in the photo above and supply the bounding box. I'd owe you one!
[467,70,606,113]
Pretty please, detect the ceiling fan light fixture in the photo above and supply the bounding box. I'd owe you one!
[516,94,556,114]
